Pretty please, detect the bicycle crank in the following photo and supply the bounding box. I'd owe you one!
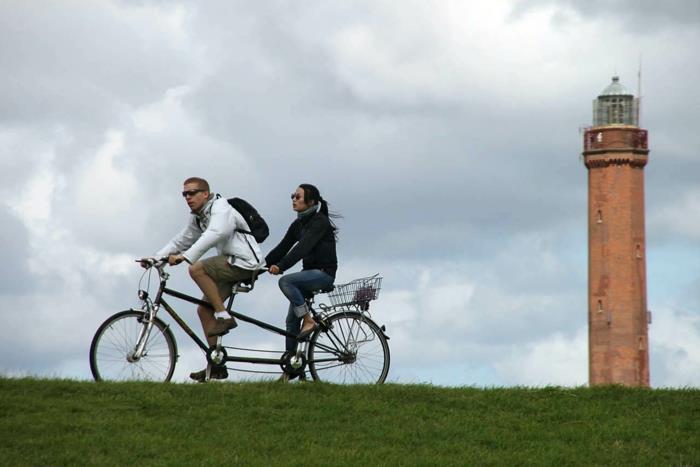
[207,346,228,366]
[280,351,307,377]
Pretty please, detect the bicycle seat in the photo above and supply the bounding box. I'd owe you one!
[233,278,257,293]
[232,283,252,293]
[313,284,335,295]
[231,269,264,293]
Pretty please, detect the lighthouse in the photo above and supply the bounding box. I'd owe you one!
[582,76,650,386]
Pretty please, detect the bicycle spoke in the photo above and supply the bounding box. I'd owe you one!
[90,311,176,382]
[308,312,389,384]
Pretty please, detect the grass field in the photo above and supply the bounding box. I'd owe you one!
[1,378,698,466]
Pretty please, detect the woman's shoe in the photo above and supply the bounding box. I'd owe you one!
[297,323,319,340]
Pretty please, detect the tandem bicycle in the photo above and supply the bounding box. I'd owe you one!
[89,257,390,384]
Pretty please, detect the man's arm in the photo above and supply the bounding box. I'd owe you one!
[155,221,201,259]
[181,200,235,264]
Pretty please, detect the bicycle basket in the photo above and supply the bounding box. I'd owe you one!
[328,275,382,310]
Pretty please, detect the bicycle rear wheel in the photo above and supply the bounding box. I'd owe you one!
[89,310,178,382]
[308,311,390,384]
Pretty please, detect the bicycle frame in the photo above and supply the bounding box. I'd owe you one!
[139,262,337,368]
[90,259,389,384]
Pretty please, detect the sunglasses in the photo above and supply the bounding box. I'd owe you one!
[291,193,303,200]
[182,189,204,198]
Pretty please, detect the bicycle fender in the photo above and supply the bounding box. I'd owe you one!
[380,324,390,340]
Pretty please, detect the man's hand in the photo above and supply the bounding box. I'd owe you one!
[269,265,281,275]
[168,254,185,266]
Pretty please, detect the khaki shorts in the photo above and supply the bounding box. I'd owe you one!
[200,255,255,301]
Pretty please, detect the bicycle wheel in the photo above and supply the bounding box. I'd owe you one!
[90,310,178,382]
[308,311,390,384]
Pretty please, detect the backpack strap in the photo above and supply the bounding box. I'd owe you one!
[240,232,260,264]
[231,203,260,264]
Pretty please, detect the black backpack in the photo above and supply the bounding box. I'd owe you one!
[228,197,269,244]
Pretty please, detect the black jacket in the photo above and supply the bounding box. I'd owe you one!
[265,211,337,277]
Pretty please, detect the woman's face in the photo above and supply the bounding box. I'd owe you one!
[292,187,311,212]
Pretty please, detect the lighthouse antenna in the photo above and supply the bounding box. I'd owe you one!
[637,54,643,125]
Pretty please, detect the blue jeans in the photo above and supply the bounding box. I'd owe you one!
[278,269,334,352]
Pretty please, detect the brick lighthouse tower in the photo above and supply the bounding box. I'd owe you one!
[582,76,650,387]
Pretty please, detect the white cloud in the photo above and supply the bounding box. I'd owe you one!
[495,327,588,386]
[649,187,700,240]
[0,1,698,388]
[320,1,610,109]
[74,130,137,221]
[650,307,700,387]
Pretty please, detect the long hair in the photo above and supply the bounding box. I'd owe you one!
[299,183,341,236]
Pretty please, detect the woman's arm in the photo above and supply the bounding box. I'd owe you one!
[265,221,298,267]
[276,216,329,272]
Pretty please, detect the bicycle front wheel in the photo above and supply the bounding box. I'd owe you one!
[89,310,178,382]
[308,311,390,384]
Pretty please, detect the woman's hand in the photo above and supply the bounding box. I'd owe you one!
[269,265,281,275]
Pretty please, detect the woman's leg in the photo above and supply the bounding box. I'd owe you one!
[285,303,301,352]
[278,270,334,335]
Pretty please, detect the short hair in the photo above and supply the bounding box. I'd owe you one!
[183,177,210,193]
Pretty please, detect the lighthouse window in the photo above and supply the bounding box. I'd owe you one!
[608,100,624,124]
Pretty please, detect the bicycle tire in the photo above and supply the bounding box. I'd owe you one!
[307,311,390,384]
[89,310,178,382]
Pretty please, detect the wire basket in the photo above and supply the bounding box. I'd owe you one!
[328,274,382,310]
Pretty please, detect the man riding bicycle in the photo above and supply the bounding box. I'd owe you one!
[148,177,262,382]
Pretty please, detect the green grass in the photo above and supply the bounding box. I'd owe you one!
[1,378,698,466]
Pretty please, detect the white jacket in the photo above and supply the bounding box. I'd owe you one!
[155,196,263,270]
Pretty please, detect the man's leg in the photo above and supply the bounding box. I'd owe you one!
[194,256,255,338]
[189,261,226,313]
[190,260,232,342]
[197,304,219,348]
[190,299,230,381]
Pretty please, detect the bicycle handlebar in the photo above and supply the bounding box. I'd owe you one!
[135,257,169,267]
[136,257,269,274]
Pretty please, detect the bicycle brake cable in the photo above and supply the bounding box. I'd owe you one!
[137,266,154,299]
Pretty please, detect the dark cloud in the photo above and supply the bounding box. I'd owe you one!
[512,0,700,31]
[0,1,698,386]
[0,1,193,147]
[0,208,31,293]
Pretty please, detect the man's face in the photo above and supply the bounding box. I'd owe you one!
[182,182,209,213]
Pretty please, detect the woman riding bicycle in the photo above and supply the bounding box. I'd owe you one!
[266,184,338,354]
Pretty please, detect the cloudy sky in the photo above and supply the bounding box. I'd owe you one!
[1,0,698,386]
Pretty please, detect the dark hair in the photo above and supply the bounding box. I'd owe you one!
[299,183,341,235]
[183,177,210,193]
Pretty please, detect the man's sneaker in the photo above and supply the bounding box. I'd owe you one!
[207,317,238,337]
[189,365,228,383]
[276,371,307,383]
